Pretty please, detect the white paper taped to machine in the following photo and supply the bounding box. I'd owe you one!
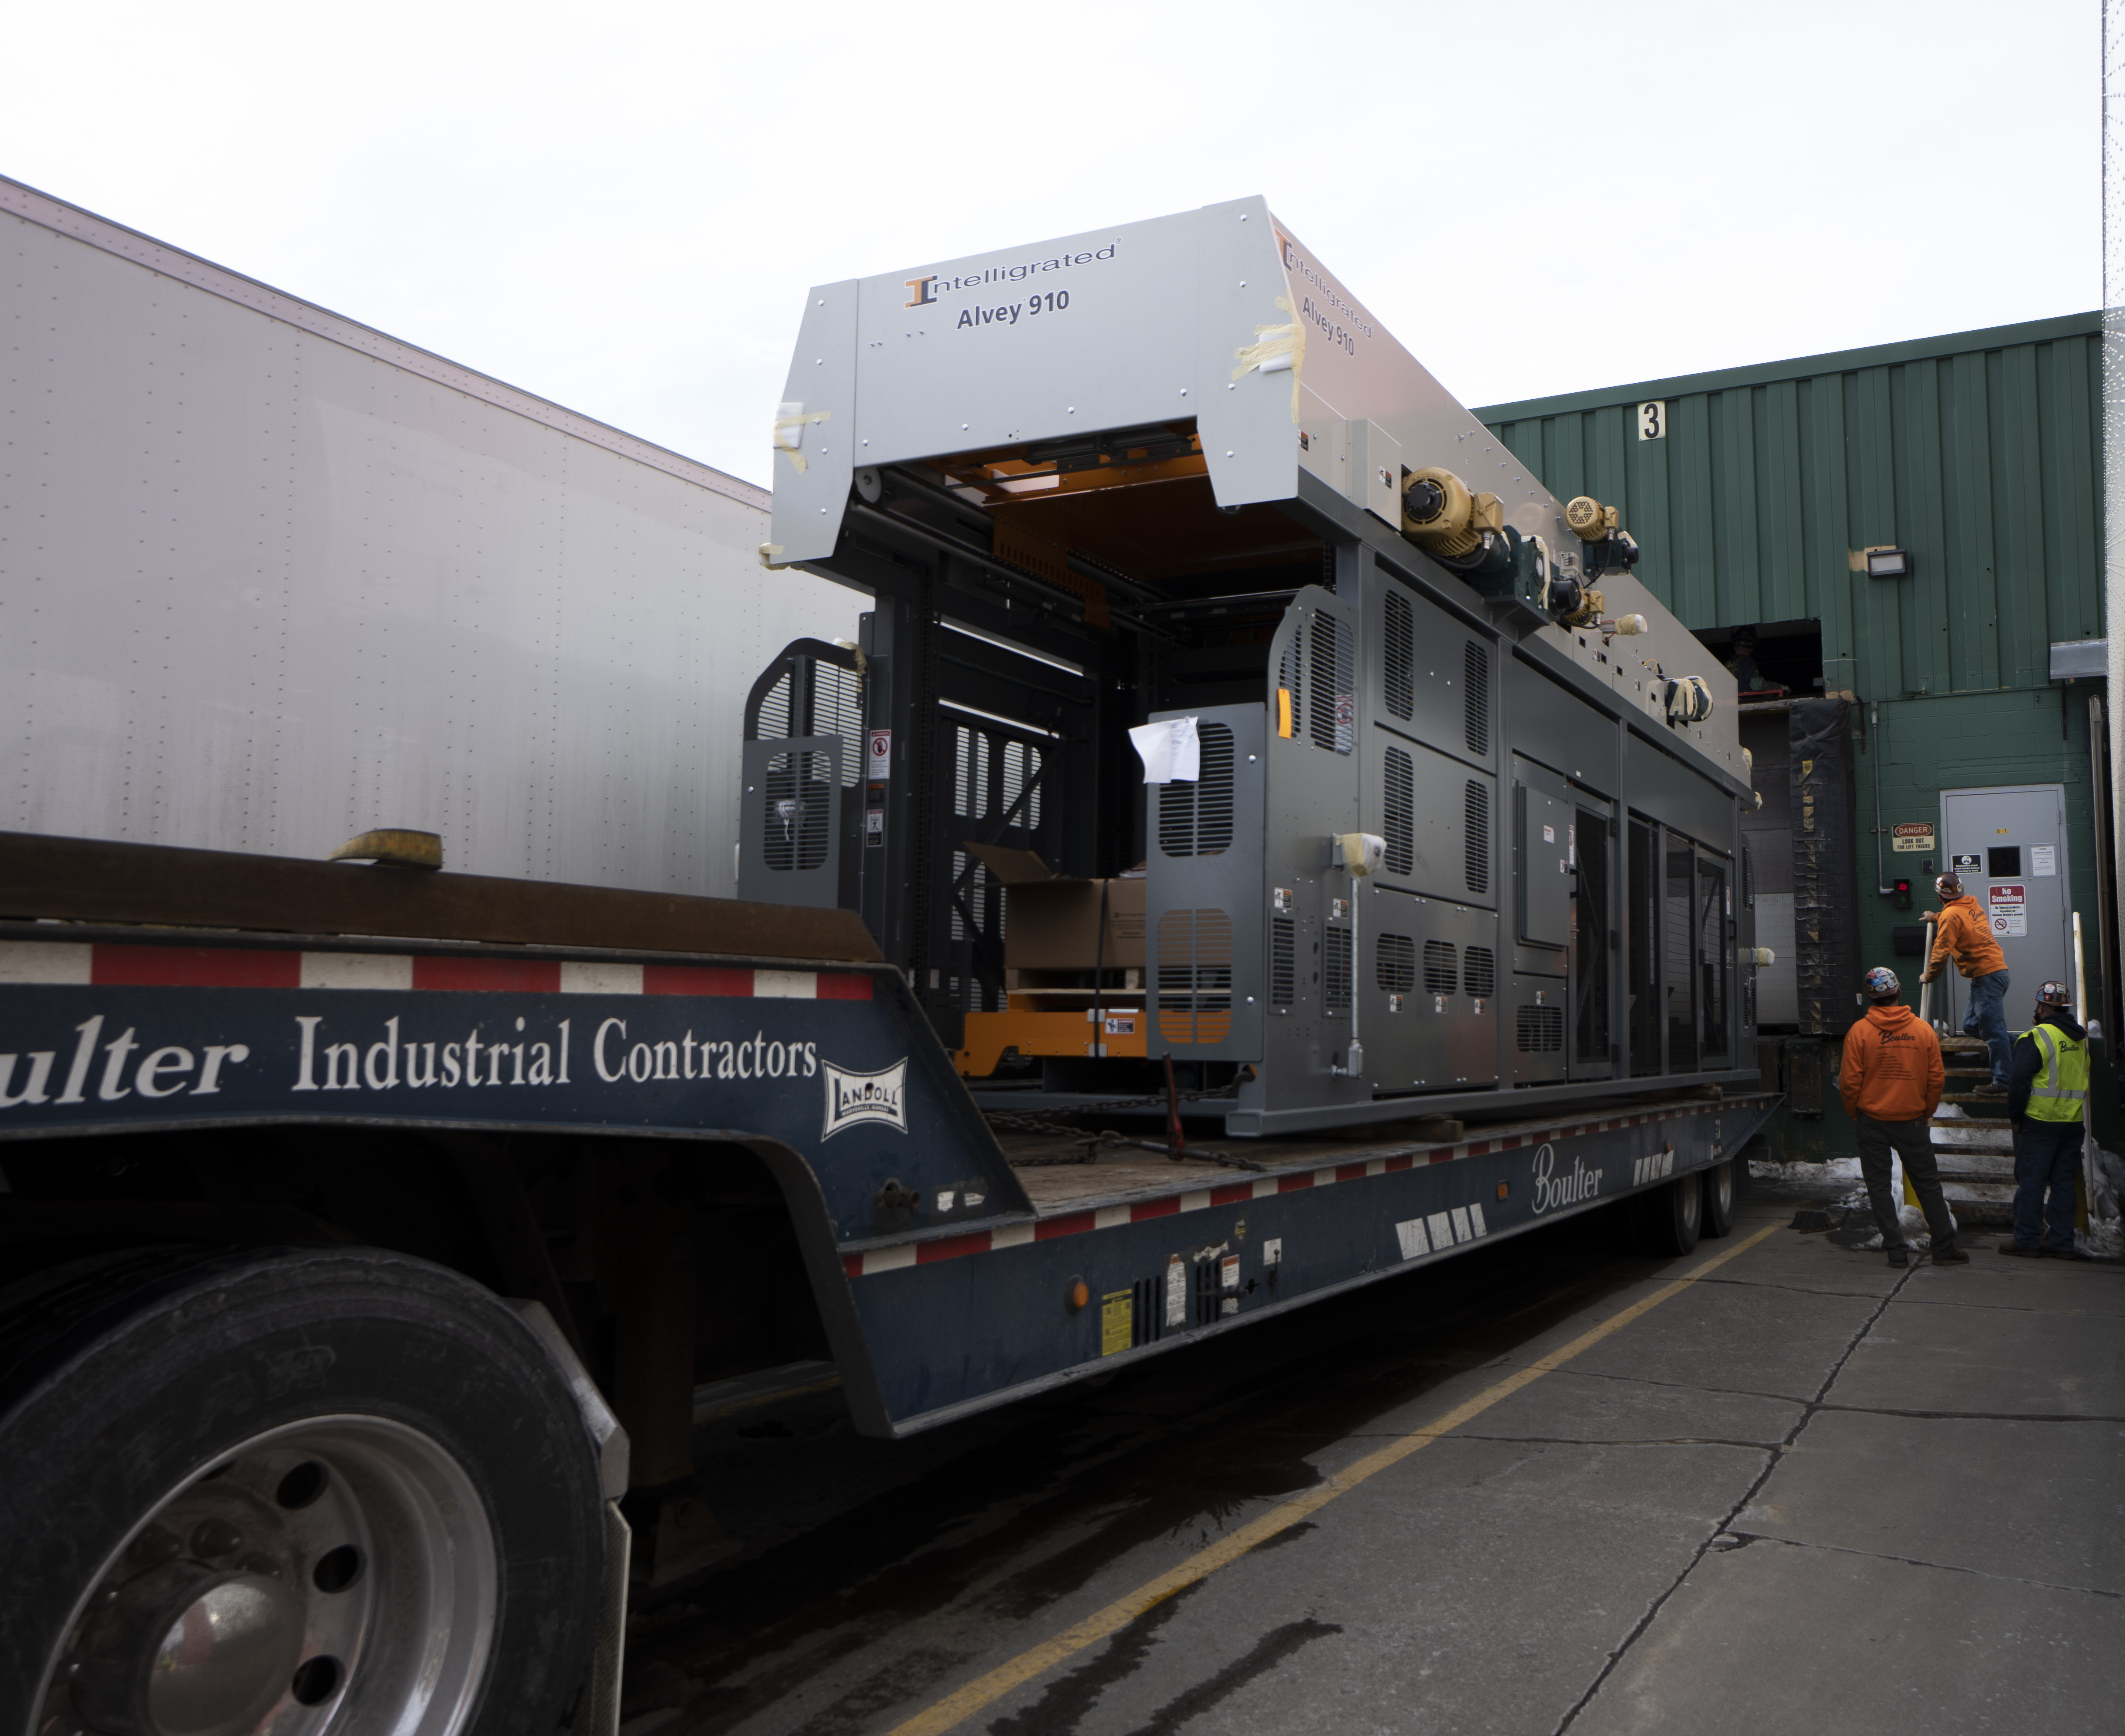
[1128,716,1200,784]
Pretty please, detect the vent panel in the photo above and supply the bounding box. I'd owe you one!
[1463,641,1491,758]
[1463,946,1496,999]
[1464,781,1492,894]
[757,672,792,741]
[815,663,865,786]
[1377,933,1416,994]
[1307,610,1354,754]
[1516,1004,1564,1052]
[1384,591,1414,721]
[1423,940,1458,996]
[1382,747,1414,878]
[1157,723,1235,857]
[762,751,833,871]
[753,663,862,786]
[1157,908,1234,1045]
[1324,927,1352,1015]
[1271,916,1296,1007]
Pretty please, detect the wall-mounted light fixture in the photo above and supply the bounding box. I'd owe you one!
[1863,546,1912,578]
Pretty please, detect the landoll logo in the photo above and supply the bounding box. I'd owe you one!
[822,1059,908,1139]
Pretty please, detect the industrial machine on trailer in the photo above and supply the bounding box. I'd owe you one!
[748,194,1764,1134]
[0,190,1776,1736]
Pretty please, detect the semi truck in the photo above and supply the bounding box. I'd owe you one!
[0,183,1777,1736]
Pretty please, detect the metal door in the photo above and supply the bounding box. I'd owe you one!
[1940,785,2069,1006]
[1515,774,1572,950]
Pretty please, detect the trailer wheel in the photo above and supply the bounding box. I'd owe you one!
[0,1245,604,1736]
[1699,1157,1737,1238]
[1629,1170,1703,1257]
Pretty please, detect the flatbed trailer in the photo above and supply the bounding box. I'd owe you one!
[0,834,1771,1735]
[0,186,1784,1736]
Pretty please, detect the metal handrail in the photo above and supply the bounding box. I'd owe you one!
[1917,916,1938,1026]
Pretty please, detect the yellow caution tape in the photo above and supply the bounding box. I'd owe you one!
[772,403,832,473]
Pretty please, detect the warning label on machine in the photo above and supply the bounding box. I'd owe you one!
[1988,883,2027,937]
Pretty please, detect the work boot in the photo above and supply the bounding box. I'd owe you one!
[1886,1246,1910,1267]
[1971,1082,2007,1098]
[1998,1242,2042,1257]
[1931,1246,1969,1265]
[2041,1244,2095,1263]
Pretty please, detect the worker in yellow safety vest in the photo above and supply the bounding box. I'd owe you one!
[2000,980,2094,1261]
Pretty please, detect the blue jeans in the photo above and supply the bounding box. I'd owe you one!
[2012,1118,2082,1251]
[1963,969,2011,1086]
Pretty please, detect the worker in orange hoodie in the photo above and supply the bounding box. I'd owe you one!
[1841,966,1967,1266]
[1919,871,2010,1094]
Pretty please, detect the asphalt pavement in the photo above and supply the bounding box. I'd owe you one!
[622,1195,2125,1736]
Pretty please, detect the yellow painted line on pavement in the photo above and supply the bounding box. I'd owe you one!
[886,1220,1785,1736]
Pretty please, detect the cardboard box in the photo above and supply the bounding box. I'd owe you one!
[965,844,1145,970]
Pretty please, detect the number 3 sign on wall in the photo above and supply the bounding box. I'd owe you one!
[1638,401,1666,441]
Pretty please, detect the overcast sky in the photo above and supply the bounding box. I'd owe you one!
[3,1,2093,490]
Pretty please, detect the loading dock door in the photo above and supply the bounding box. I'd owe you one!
[1939,784,2069,1004]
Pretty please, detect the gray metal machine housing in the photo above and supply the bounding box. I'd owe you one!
[746,197,1762,1134]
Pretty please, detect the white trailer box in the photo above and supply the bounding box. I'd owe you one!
[1,175,854,894]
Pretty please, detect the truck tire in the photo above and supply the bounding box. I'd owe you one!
[0,1244,605,1736]
[1699,1157,1737,1238]
[1630,1170,1703,1257]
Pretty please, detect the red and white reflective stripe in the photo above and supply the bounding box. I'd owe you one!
[839,1105,1722,1277]
[0,940,873,1000]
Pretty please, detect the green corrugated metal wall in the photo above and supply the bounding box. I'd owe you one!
[1479,313,2102,697]
[1476,312,2113,1157]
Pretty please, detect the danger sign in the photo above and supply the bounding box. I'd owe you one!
[1891,822,1935,854]
[867,728,892,780]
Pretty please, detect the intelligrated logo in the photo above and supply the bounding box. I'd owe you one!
[903,240,1119,308]
[822,1058,908,1138]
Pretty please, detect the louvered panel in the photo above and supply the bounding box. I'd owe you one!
[1156,908,1234,1045]
[757,672,793,741]
[1271,916,1296,1008]
[1516,1004,1564,1052]
[1376,933,1416,994]
[1382,746,1414,878]
[762,750,832,872]
[1307,609,1353,754]
[1324,927,1352,1015]
[1463,641,1491,758]
[1158,724,1236,857]
[813,663,864,786]
[1423,940,1458,996]
[1464,780,1492,894]
[1384,591,1414,721]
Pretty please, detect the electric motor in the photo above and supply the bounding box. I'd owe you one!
[1401,467,1503,563]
